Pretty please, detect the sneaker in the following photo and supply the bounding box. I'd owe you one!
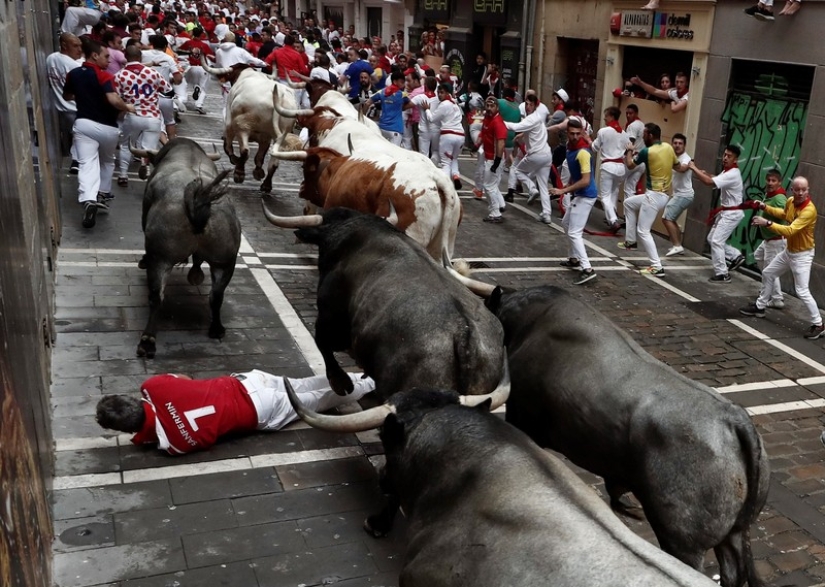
[70,160,79,174]
[482,215,503,224]
[639,266,665,278]
[617,241,637,250]
[609,221,623,234]
[196,106,206,115]
[472,188,484,199]
[538,213,552,225]
[192,86,201,101]
[117,177,128,187]
[573,268,597,285]
[499,207,506,213]
[452,175,462,190]
[754,6,775,20]
[739,303,766,318]
[526,192,539,205]
[729,255,746,272]
[138,164,149,180]
[559,258,581,270]
[82,201,97,228]
[665,245,684,257]
[767,299,785,309]
[709,273,731,283]
[805,324,825,340]
[504,191,514,203]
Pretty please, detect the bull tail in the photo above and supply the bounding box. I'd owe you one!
[432,170,462,267]
[734,415,769,587]
[184,169,232,234]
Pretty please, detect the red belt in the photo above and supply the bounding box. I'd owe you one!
[767,236,785,241]
[440,130,465,137]
[602,158,624,163]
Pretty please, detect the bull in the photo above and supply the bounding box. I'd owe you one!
[268,145,461,259]
[284,77,381,136]
[314,387,720,587]
[448,269,768,587]
[261,205,504,407]
[201,62,300,192]
[132,138,240,358]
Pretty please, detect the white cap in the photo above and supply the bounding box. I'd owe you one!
[554,88,569,103]
[215,23,229,41]
[274,32,285,46]
[250,14,260,21]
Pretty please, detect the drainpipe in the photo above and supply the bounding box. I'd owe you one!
[517,0,531,92]
[535,0,546,94]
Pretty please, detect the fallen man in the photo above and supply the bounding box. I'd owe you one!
[96,370,375,454]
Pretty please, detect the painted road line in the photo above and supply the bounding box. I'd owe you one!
[249,446,364,468]
[729,319,825,375]
[60,261,250,270]
[639,273,702,302]
[122,457,254,484]
[54,473,122,491]
[55,436,119,452]
[799,375,825,386]
[747,398,825,416]
[716,379,797,394]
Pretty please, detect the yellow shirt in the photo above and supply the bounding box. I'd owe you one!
[765,198,817,253]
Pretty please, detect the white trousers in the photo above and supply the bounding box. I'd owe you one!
[707,210,744,275]
[159,96,175,126]
[380,129,403,146]
[624,190,669,270]
[60,6,101,35]
[562,196,597,270]
[118,114,162,177]
[598,162,626,224]
[439,133,464,179]
[73,118,120,203]
[402,122,415,150]
[508,147,524,190]
[756,248,820,325]
[419,129,440,166]
[624,162,646,199]
[482,158,505,218]
[185,66,210,108]
[514,149,553,216]
[237,370,375,431]
[754,238,787,303]
[475,147,485,190]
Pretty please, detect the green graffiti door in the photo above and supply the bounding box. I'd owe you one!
[721,89,807,264]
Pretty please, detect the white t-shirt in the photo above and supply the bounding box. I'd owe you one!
[412,93,439,133]
[672,152,694,198]
[626,119,645,152]
[593,126,629,163]
[713,166,744,208]
[142,49,180,90]
[667,88,689,104]
[46,52,81,112]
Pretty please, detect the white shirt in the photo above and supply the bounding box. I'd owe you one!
[426,98,463,134]
[505,107,551,155]
[593,125,629,163]
[46,52,81,112]
[667,88,689,105]
[214,42,266,69]
[626,119,645,152]
[712,166,744,208]
[309,65,331,82]
[412,93,439,133]
[141,49,180,89]
[672,152,694,198]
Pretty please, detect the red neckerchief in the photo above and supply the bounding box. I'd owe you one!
[676,87,688,98]
[568,137,590,151]
[606,120,622,133]
[424,90,435,98]
[796,196,811,210]
[125,62,147,74]
[554,102,565,111]
[384,83,402,96]
[766,187,786,198]
[440,93,454,103]
[84,60,114,85]
[723,162,738,171]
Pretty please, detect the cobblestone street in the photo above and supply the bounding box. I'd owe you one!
[50,97,825,587]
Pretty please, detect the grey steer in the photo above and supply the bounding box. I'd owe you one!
[134,138,240,358]
[447,278,768,587]
[262,205,505,405]
[350,387,721,587]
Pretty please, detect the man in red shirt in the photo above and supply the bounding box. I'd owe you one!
[96,370,375,455]
[265,34,308,83]
[479,95,508,224]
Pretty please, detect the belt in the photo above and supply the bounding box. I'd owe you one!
[767,236,785,241]
[440,130,465,137]
[602,158,624,163]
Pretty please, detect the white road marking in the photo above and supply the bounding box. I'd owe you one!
[729,319,825,374]
[747,399,825,416]
[716,379,797,394]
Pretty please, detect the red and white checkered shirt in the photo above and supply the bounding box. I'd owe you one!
[114,62,172,119]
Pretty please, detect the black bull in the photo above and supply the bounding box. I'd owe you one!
[262,206,505,401]
[485,285,769,587]
[366,389,720,587]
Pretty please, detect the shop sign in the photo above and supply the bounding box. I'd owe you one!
[422,0,450,21]
[617,10,653,38]
[653,12,695,40]
[474,0,504,13]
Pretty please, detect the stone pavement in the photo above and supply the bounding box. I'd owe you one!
[51,96,825,586]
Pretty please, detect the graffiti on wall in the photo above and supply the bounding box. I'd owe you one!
[721,86,807,265]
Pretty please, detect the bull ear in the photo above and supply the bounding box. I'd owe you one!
[380,413,406,448]
[473,398,493,413]
[486,286,504,313]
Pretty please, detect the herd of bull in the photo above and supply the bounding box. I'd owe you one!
[128,69,769,587]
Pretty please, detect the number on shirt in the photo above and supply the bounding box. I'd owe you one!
[184,405,216,431]
[131,82,156,98]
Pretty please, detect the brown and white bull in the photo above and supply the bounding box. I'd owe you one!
[202,62,300,192]
[270,143,461,259]
[285,78,381,136]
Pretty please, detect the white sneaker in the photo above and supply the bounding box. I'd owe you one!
[767,299,785,309]
[665,245,684,257]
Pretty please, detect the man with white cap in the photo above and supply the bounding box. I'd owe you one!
[214,31,267,117]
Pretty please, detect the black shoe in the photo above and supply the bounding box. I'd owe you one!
[482,215,503,224]
[573,268,597,285]
[609,221,622,233]
[504,191,514,203]
[729,255,746,272]
[499,207,506,213]
[805,324,825,340]
[70,160,79,174]
[138,164,148,179]
[754,6,775,20]
[82,201,97,228]
[453,176,462,190]
[709,273,731,283]
[559,258,581,270]
[739,303,766,318]
[192,86,201,101]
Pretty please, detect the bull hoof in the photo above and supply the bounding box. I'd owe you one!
[138,255,147,270]
[363,516,391,538]
[253,167,265,181]
[137,335,156,358]
[187,266,205,286]
[330,371,355,396]
[260,183,272,194]
[208,323,226,339]
[233,171,245,184]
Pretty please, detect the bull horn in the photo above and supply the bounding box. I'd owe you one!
[385,200,398,226]
[273,94,315,118]
[129,142,158,160]
[347,134,354,156]
[207,145,221,161]
[286,79,306,89]
[201,57,232,76]
[261,199,322,227]
[459,357,510,411]
[442,249,496,297]
[269,150,308,161]
[284,376,396,433]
